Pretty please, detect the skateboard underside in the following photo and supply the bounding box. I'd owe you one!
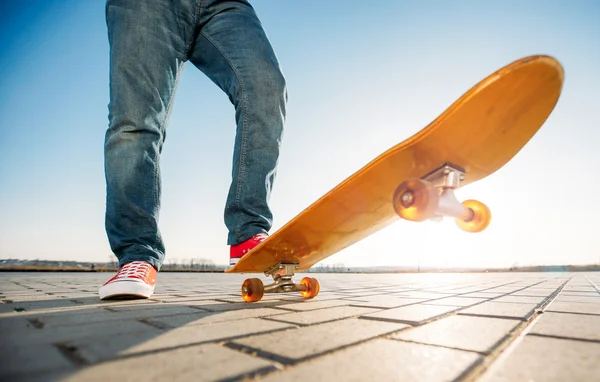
[227,55,564,302]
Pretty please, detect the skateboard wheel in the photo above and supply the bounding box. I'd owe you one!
[300,277,320,299]
[241,278,264,302]
[393,178,438,222]
[455,199,491,233]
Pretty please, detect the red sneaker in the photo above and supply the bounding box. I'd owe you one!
[98,261,157,300]
[230,233,268,266]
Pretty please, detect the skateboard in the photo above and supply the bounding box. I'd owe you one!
[227,55,564,302]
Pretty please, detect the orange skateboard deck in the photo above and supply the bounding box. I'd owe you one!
[228,55,564,302]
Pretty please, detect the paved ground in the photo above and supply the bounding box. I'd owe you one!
[1,271,599,381]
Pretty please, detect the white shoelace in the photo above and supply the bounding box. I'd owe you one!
[254,233,268,242]
[114,261,152,280]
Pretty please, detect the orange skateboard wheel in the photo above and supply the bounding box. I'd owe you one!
[455,199,491,233]
[241,278,264,302]
[300,277,320,299]
[393,178,438,222]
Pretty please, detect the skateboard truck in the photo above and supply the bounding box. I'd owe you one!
[423,163,472,220]
[240,263,320,302]
[263,263,303,293]
[393,162,491,232]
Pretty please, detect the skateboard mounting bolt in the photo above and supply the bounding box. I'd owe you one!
[401,191,415,207]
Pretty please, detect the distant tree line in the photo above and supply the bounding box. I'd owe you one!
[308,263,351,273]
[161,258,223,271]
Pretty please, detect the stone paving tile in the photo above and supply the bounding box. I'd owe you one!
[493,295,548,305]
[94,298,158,308]
[160,292,230,297]
[481,336,600,382]
[259,338,481,382]
[266,306,380,325]
[553,295,600,304]
[343,295,426,309]
[0,342,74,379]
[0,298,80,312]
[529,312,600,341]
[184,300,288,312]
[335,290,390,297]
[13,307,116,328]
[545,300,600,315]
[103,302,193,312]
[214,296,300,304]
[52,293,100,299]
[151,294,236,302]
[147,293,183,298]
[70,318,293,363]
[461,292,505,298]
[560,291,600,296]
[309,292,358,299]
[396,291,455,299]
[374,287,415,293]
[231,318,407,362]
[482,287,521,294]
[162,299,225,309]
[362,303,460,325]
[508,281,539,286]
[294,294,357,302]
[61,343,275,382]
[0,298,157,316]
[32,305,212,328]
[524,285,561,290]
[562,286,598,293]
[0,315,37,331]
[391,315,520,354]
[511,288,557,297]
[459,301,538,320]
[1,318,157,347]
[3,369,74,382]
[143,307,288,328]
[3,293,86,301]
[442,286,491,293]
[273,299,351,311]
[423,296,488,307]
[406,290,457,296]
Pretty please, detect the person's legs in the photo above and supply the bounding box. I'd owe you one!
[101,0,197,298]
[189,0,287,247]
[104,0,197,270]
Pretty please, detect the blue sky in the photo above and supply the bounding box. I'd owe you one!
[1,0,599,269]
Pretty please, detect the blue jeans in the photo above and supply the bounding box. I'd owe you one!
[104,0,287,270]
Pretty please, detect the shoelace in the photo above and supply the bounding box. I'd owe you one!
[237,233,269,256]
[114,261,152,280]
[253,233,268,242]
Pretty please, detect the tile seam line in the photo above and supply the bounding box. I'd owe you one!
[50,324,297,368]
[222,323,411,369]
[527,332,600,344]
[585,275,600,293]
[459,275,572,382]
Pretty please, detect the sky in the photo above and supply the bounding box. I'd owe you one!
[1,0,599,269]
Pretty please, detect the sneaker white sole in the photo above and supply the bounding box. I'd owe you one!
[99,280,155,300]
[229,257,242,267]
